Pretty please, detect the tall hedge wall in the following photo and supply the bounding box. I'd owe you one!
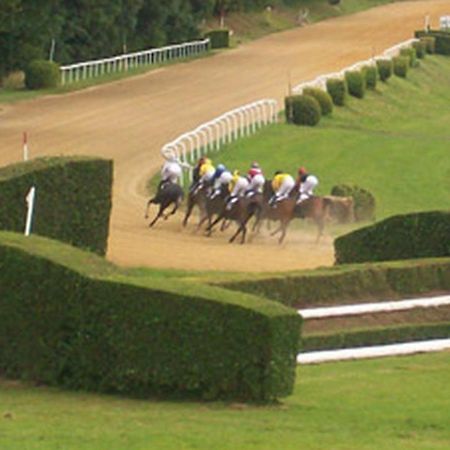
[0,156,112,255]
[335,211,450,264]
[215,258,450,308]
[415,30,450,55]
[0,232,300,402]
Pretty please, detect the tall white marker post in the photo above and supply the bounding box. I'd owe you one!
[25,187,36,237]
[23,132,29,161]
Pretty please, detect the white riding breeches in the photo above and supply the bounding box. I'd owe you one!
[161,161,182,184]
[299,175,318,201]
[248,174,265,193]
[276,176,295,199]
[231,177,250,197]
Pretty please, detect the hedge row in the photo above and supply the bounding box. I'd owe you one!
[0,157,112,255]
[217,258,450,308]
[415,30,450,55]
[0,232,300,402]
[335,210,450,264]
[285,94,321,126]
[301,322,450,352]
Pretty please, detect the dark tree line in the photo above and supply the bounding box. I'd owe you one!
[0,0,295,77]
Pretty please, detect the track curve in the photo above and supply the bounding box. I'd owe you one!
[0,1,447,272]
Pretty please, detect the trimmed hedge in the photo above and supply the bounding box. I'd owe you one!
[376,59,393,82]
[301,322,450,351]
[415,30,450,55]
[286,94,321,126]
[326,78,347,106]
[205,29,230,49]
[25,59,60,90]
[0,156,112,255]
[362,65,377,89]
[412,41,426,59]
[420,36,436,54]
[400,47,417,67]
[216,258,450,308]
[345,70,366,98]
[303,88,333,115]
[0,232,301,402]
[331,184,376,221]
[335,211,450,264]
[393,56,409,78]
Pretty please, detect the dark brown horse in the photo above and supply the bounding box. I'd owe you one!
[182,182,210,228]
[145,182,184,228]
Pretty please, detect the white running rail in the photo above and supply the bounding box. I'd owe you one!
[298,295,450,319]
[60,38,210,85]
[293,38,419,93]
[297,339,450,364]
[161,99,279,172]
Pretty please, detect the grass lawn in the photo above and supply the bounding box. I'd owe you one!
[0,352,449,450]
[208,56,450,220]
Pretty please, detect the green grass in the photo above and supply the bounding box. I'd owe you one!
[205,56,450,220]
[0,352,449,450]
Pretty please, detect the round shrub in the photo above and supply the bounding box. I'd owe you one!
[25,60,60,90]
[303,87,333,115]
[345,70,366,99]
[326,78,347,106]
[421,36,436,54]
[331,184,376,222]
[362,66,377,90]
[393,56,409,78]
[376,59,393,82]
[400,47,417,67]
[412,41,426,59]
[290,94,321,126]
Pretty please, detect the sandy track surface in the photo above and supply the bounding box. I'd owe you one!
[0,1,447,272]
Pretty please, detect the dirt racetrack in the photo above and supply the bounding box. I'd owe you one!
[0,1,448,272]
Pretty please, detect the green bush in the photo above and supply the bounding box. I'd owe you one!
[0,232,301,402]
[284,96,295,123]
[303,88,333,115]
[287,94,321,126]
[205,29,230,49]
[331,184,376,221]
[335,211,450,264]
[217,258,450,308]
[0,157,112,255]
[326,78,347,106]
[415,30,450,55]
[393,56,409,78]
[301,322,450,351]
[362,65,377,89]
[400,47,417,67]
[420,36,436,54]
[25,59,60,90]
[412,41,426,59]
[345,70,366,98]
[376,59,393,82]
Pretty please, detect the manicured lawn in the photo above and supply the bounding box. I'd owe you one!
[0,352,449,450]
[211,56,450,219]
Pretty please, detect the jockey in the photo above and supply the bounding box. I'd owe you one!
[198,158,215,185]
[227,170,250,209]
[270,170,295,205]
[192,157,206,184]
[159,154,187,190]
[246,161,265,195]
[296,166,319,203]
[211,164,233,198]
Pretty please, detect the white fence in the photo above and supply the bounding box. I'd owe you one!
[293,38,419,93]
[160,99,278,179]
[60,38,210,85]
[440,15,450,30]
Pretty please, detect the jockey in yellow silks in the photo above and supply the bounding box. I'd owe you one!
[270,171,295,205]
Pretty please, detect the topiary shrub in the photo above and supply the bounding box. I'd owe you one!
[326,78,347,106]
[331,184,376,222]
[362,65,377,90]
[415,30,449,55]
[400,47,417,67]
[303,87,333,115]
[205,29,230,48]
[412,41,426,59]
[393,56,409,78]
[420,36,436,54]
[25,59,60,90]
[345,70,366,99]
[288,94,322,126]
[335,210,450,264]
[376,59,393,82]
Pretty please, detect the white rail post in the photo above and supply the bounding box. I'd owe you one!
[23,132,29,161]
[25,186,36,237]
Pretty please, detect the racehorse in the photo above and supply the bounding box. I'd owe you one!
[196,184,230,231]
[182,182,210,229]
[206,194,262,244]
[145,182,184,228]
[293,196,333,242]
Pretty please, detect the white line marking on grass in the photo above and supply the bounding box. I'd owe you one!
[297,339,450,364]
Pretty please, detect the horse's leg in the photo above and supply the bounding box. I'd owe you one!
[197,213,210,231]
[271,224,283,236]
[182,197,194,227]
[145,198,155,219]
[229,222,244,243]
[149,204,165,227]
[206,214,224,236]
[315,217,325,243]
[278,220,291,244]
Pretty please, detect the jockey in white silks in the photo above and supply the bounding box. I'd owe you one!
[296,166,319,203]
[226,170,250,209]
[159,150,191,188]
[246,161,265,195]
[211,164,233,198]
